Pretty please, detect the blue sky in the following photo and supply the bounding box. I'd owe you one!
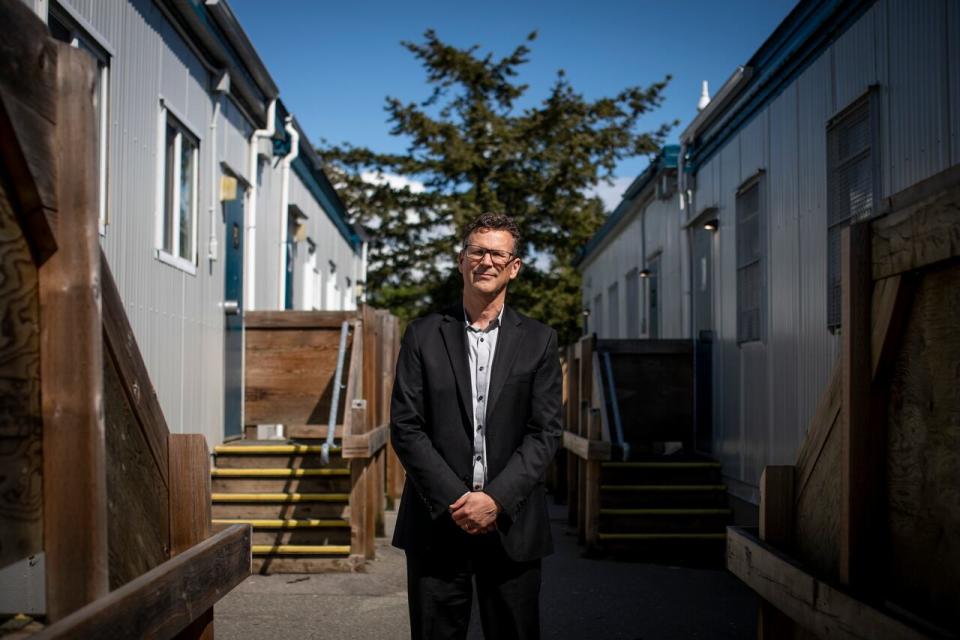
[230,0,797,209]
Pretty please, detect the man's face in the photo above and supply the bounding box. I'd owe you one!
[458,229,521,298]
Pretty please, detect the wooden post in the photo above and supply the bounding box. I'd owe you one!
[839,222,877,589]
[576,337,593,543]
[41,43,108,622]
[348,400,375,560]
[168,434,213,639]
[584,351,604,550]
[757,466,795,638]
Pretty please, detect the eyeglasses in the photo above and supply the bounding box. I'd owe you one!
[462,244,517,267]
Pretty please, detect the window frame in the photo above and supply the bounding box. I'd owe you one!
[155,99,200,275]
[735,172,766,345]
[826,88,880,332]
[48,3,112,236]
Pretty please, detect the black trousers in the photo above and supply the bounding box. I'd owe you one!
[405,533,542,640]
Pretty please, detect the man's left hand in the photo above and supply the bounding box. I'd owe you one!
[449,491,500,534]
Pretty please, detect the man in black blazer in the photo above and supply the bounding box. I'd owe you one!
[390,213,562,639]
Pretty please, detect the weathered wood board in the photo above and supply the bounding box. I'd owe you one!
[244,321,354,426]
[103,352,169,590]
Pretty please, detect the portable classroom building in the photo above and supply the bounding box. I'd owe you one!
[29,0,364,447]
[580,0,960,516]
[577,145,688,341]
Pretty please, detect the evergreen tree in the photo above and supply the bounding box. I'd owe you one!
[320,30,674,345]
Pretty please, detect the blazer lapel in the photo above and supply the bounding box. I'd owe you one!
[438,306,475,436]
[485,305,525,423]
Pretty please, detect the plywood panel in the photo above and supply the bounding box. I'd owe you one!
[884,263,960,629]
[0,171,43,570]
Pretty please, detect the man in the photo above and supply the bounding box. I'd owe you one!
[390,213,562,640]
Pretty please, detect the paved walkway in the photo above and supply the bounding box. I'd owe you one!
[216,504,757,639]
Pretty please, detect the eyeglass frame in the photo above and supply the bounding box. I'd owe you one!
[460,243,519,266]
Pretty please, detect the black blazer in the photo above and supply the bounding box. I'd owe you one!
[390,304,562,562]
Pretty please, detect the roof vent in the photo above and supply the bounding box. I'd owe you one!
[697,80,711,112]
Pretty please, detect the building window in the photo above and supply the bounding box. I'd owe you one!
[827,91,878,331]
[156,106,199,271]
[49,7,110,235]
[647,255,661,339]
[607,282,619,339]
[625,269,640,339]
[736,176,764,343]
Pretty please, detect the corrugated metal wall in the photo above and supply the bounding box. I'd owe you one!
[60,0,256,447]
[581,189,687,340]
[287,174,361,311]
[688,0,958,504]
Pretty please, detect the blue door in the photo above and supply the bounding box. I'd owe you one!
[223,185,246,439]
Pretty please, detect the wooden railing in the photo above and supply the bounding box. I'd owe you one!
[241,305,401,560]
[0,2,250,633]
[560,335,698,547]
[731,165,960,639]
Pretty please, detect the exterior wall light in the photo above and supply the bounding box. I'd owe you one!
[704,219,719,232]
[639,268,652,278]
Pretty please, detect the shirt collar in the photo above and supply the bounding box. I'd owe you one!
[463,304,504,332]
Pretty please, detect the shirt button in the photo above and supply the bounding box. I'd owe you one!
[476,455,481,461]
[480,338,484,342]
[474,484,481,490]
[479,366,484,371]
[477,425,482,431]
[478,395,483,401]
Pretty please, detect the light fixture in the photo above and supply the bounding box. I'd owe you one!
[639,268,651,278]
[581,308,591,317]
[703,218,719,232]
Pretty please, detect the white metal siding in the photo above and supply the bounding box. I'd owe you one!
[886,0,951,194]
[580,189,686,341]
[59,0,258,447]
[287,173,361,311]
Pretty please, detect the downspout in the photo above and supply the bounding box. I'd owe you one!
[245,99,276,311]
[358,239,368,305]
[207,93,222,262]
[277,116,299,309]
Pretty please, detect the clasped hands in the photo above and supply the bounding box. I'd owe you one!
[449,491,500,535]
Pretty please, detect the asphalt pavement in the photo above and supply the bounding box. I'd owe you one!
[215,503,757,639]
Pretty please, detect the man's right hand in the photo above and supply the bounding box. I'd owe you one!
[449,492,498,534]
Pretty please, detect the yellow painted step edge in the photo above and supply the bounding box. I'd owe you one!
[252,545,351,555]
[213,518,349,528]
[598,533,726,541]
[600,484,727,492]
[211,468,350,477]
[214,445,341,455]
[602,461,721,469]
[211,493,349,503]
[599,508,732,516]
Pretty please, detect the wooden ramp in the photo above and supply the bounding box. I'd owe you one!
[561,336,728,562]
[229,308,400,573]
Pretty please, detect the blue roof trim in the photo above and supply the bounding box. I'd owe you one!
[686,0,878,173]
[574,145,679,267]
